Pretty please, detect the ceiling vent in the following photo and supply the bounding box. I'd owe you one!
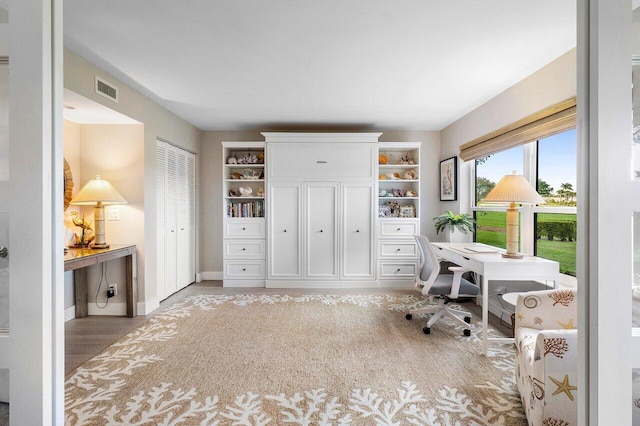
[95,76,119,103]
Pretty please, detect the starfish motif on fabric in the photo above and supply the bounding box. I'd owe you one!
[549,374,577,401]
[517,313,524,321]
[557,318,575,329]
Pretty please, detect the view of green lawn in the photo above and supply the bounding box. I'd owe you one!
[475,211,577,276]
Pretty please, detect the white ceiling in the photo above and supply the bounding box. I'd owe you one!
[63,1,577,131]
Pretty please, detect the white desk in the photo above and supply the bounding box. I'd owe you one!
[432,242,559,355]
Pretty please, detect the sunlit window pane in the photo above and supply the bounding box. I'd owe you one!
[538,129,577,206]
[535,213,577,277]
[474,211,508,250]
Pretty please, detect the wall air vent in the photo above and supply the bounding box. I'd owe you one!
[95,76,119,103]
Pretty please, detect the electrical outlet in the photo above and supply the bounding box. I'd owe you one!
[111,284,118,296]
[106,287,115,298]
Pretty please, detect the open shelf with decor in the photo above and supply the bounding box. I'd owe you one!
[377,143,421,220]
[223,144,266,219]
[222,141,266,287]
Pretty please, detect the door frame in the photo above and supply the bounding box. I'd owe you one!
[577,0,635,423]
[8,0,63,423]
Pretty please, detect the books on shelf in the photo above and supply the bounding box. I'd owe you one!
[227,200,264,218]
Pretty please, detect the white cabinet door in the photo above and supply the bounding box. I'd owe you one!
[342,183,374,279]
[269,183,302,278]
[305,182,339,279]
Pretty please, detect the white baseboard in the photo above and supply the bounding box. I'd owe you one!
[64,306,76,322]
[266,280,378,289]
[200,271,223,281]
[87,302,126,316]
[137,298,160,316]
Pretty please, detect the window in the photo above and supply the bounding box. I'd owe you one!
[474,129,577,280]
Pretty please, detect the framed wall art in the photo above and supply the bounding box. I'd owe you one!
[440,156,457,201]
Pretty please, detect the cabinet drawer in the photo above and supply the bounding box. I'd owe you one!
[224,260,266,279]
[224,219,265,238]
[224,240,265,259]
[379,261,418,278]
[378,220,419,238]
[378,240,418,258]
[268,143,375,180]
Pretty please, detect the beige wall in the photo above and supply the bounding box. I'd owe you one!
[64,48,202,313]
[199,130,441,276]
[63,121,144,314]
[440,48,577,216]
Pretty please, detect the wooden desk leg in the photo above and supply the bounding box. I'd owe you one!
[74,268,88,318]
[125,253,137,318]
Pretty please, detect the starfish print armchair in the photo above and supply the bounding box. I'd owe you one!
[514,288,578,426]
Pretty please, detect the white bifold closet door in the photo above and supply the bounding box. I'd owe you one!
[156,140,196,301]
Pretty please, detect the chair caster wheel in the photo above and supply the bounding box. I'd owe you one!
[463,329,471,337]
[423,327,431,334]
[406,313,413,320]
[464,316,471,323]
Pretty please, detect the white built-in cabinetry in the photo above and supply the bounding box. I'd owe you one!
[222,142,266,287]
[221,134,422,288]
[265,133,378,288]
[376,142,421,286]
[156,139,196,300]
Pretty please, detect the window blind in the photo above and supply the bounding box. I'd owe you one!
[458,97,576,161]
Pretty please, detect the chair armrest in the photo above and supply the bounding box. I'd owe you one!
[515,289,577,331]
[447,266,470,299]
[531,329,578,424]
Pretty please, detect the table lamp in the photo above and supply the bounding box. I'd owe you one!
[70,175,127,249]
[482,171,544,258]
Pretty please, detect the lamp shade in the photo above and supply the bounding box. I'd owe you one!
[70,175,127,206]
[483,172,545,205]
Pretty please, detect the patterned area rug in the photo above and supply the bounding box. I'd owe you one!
[64,294,526,425]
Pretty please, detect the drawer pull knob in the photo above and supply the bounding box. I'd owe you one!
[356,230,360,233]
[242,248,246,251]
[320,230,323,233]
[283,229,287,232]
[396,268,401,272]
[317,160,327,164]
[242,227,246,231]
[242,268,246,271]
[396,228,401,231]
[396,248,401,252]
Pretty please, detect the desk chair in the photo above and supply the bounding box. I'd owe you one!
[406,235,480,336]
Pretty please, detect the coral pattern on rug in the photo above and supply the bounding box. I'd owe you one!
[65,294,526,425]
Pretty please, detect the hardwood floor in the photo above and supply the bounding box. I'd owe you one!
[64,281,512,375]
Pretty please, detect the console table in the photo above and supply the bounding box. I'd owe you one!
[432,242,559,355]
[64,244,137,318]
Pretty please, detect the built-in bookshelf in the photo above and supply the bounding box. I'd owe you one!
[222,141,267,287]
[222,142,266,218]
[376,142,421,286]
[377,142,421,219]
